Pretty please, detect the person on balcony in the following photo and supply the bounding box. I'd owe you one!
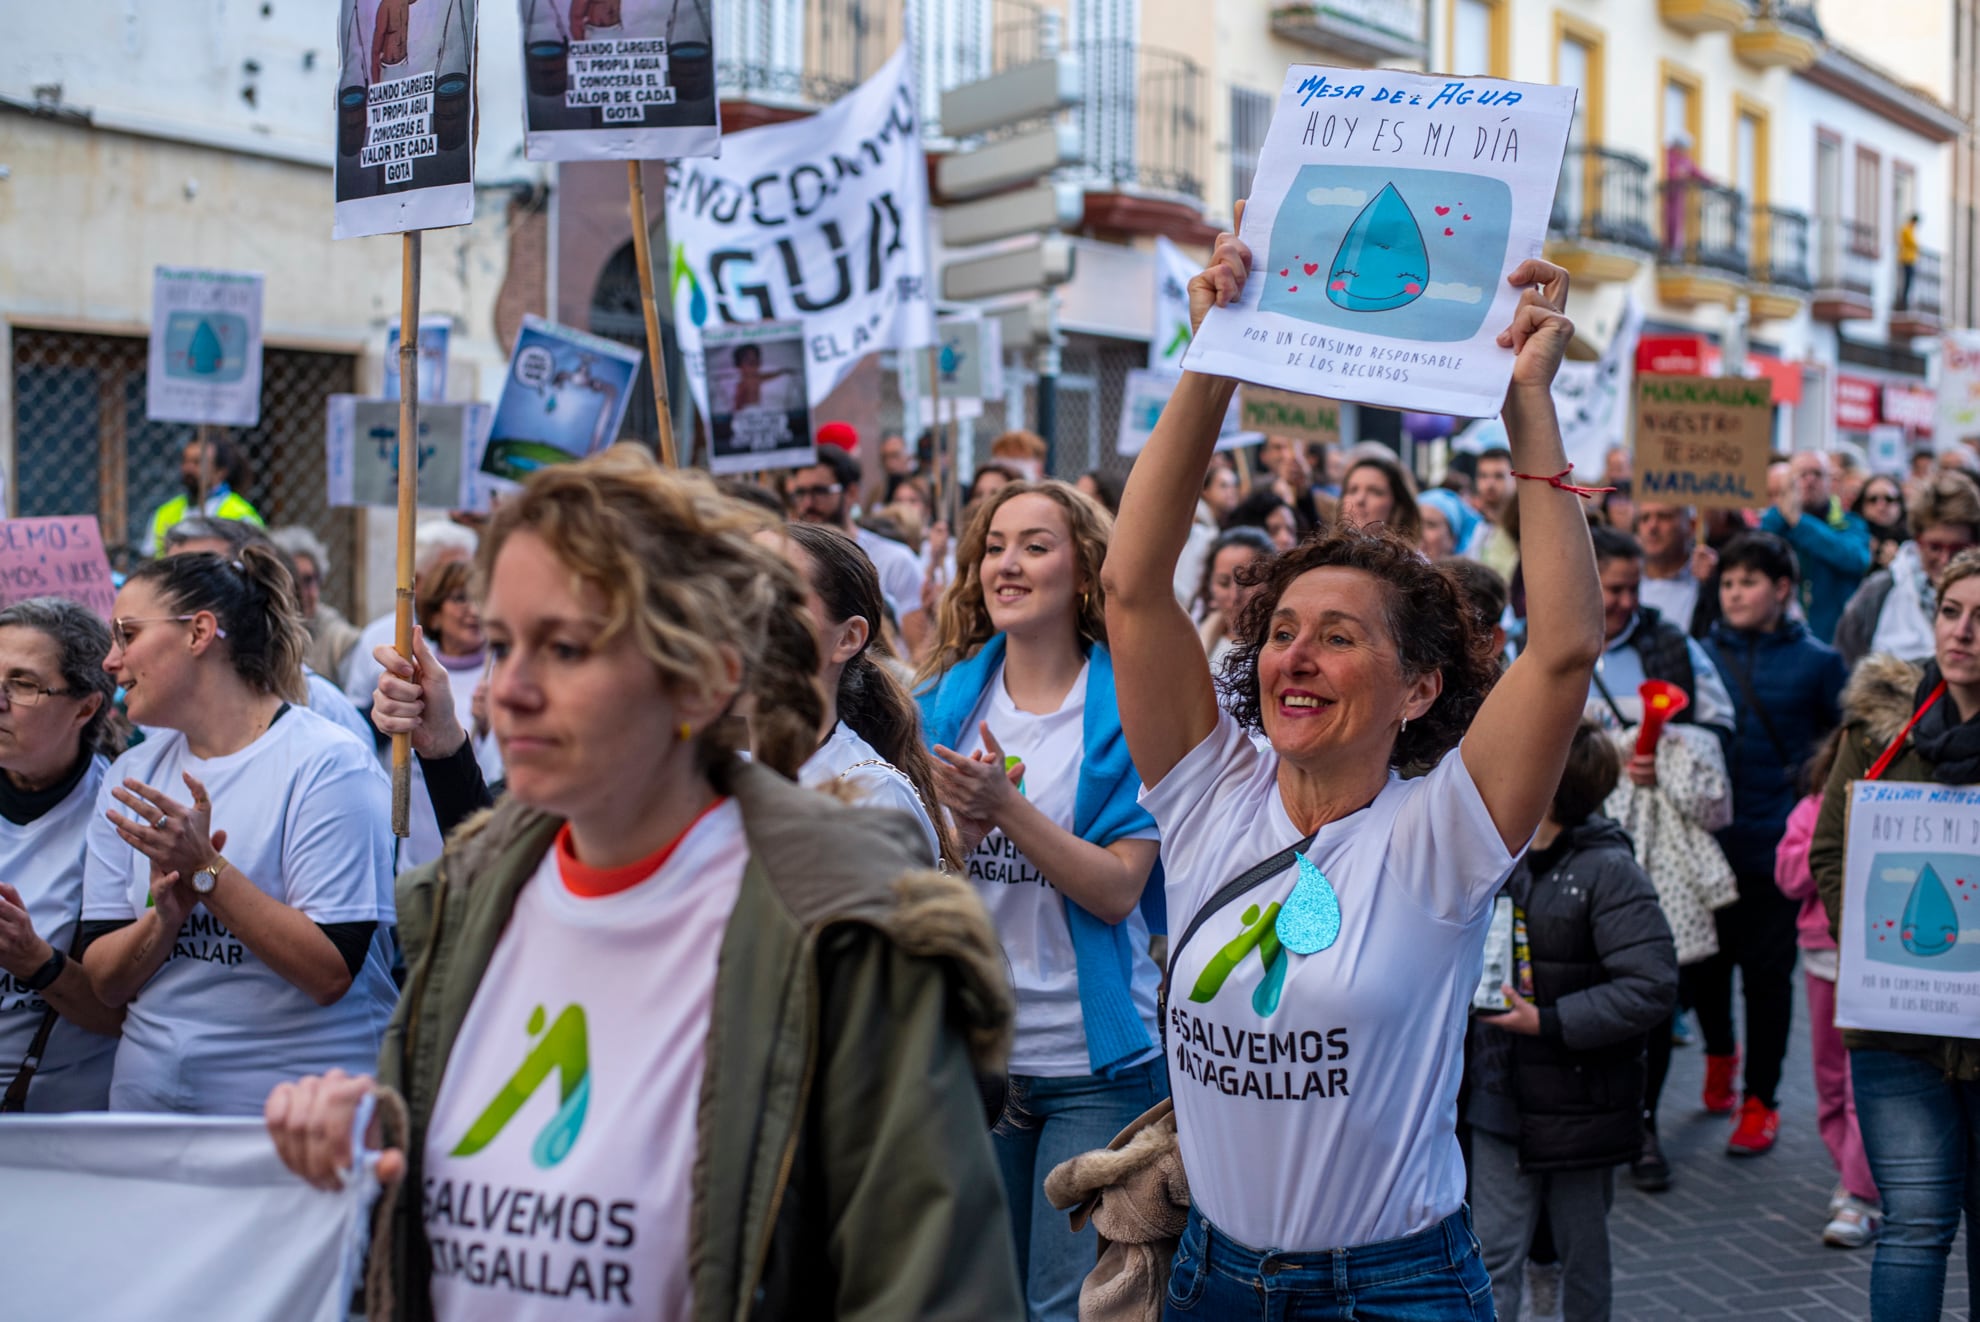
[1898,213,1921,310]
[1662,133,1705,261]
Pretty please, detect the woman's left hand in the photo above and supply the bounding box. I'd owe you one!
[932,723,1024,826]
[108,772,224,882]
[1498,259,1574,395]
[1480,986,1542,1035]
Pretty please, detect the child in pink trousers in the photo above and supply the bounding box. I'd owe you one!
[1776,727,1882,1248]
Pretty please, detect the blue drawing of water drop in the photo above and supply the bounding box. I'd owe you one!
[188,320,225,374]
[531,1070,590,1168]
[1901,863,1960,957]
[1277,851,1341,955]
[1326,183,1430,313]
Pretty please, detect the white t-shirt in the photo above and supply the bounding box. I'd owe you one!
[799,721,940,866]
[0,757,117,1111]
[855,526,927,624]
[342,612,397,704]
[81,706,399,1115]
[422,801,749,1321]
[402,651,504,873]
[305,668,375,748]
[1143,712,1518,1252]
[962,662,1161,1077]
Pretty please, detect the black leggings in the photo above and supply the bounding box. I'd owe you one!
[1681,873,1802,1108]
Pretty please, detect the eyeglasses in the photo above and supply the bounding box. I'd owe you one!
[1863,493,1901,505]
[111,615,228,651]
[0,676,75,707]
[787,483,844,501]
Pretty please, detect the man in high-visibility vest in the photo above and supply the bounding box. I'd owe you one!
[144,435,264,558]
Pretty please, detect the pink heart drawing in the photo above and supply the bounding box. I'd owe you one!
[1435,206,1450,216]
[1443,227,1455,236]
[1463,214,1472,221]
[1303,262,1319,276]
[1288,285,1299,293]
[1279,268,1289,277]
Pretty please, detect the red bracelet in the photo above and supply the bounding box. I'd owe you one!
[1512,468,1616,499]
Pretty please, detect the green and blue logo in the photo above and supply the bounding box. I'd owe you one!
[451,1003,591,1169]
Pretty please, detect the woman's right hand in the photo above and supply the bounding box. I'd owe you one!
[372,628,467,759]
[1187,199,1252,338]
[265,1069,405,1192]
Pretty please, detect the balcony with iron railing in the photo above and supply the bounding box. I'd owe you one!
[1270,0,1428,64]
[1657,178,1749,306]
[1069,41,1210,236]
[1812,217,1876,321]
[1744,205,1812,321]
[1891,248,1944,337]
[1545,146,1657,283]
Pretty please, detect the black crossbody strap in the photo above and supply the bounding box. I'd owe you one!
[1723,646,1792,766]
[1165,830,1320,997]
[1,1006,60,1113]
[1589,666,1632,732]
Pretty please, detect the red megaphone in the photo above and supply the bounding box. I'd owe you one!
[1635,679,1690,756]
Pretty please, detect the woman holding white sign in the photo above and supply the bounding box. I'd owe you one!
[1103,212,1600,1317]
[1812,548,1980,1320]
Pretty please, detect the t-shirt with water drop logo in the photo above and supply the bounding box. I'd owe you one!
[1141,711,1518,1253]
[421,799,749,1320]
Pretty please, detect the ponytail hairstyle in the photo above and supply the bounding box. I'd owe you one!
[783,523,962,871]
[125,546,309,703]
[915,480,1113,687]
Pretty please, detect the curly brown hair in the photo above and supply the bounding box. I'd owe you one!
[1218,524,1501,768]
[914,480,1111,686]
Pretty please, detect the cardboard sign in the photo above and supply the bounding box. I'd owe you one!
[1838,780,1980,1036]
[1183,67,1577,417]
[0,517,117,620]
[482,316,643,484]
[334,0,479,239]
[147,267,265,427]
[1632,374,1773,509]
[1116,370,1259,458]
[383,317,451,402]
[703,322,814,475]
[518,0,721,162]
[326,396,488,508]
[1237,387,1341,445]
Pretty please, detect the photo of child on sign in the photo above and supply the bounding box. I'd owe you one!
[1184,66,1577,418]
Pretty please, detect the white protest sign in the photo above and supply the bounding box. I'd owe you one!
[1868,424,1908,478]
[482,316,643,484]
[335,0,479,239]
[1151,235,1197,371]
[665,42,935,418]
[1183,68,1577,418]
[519,0,721,161]
[327,395,488,507]
[1940,332,1980,449]
[384,316,452,401]
[1116,369,1258,457]
[1838,780,1980,1036]
[703,322,814,475]
[147,267,265,427]
[0,1114,374,1322]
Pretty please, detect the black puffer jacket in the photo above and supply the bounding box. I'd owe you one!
[1464,814,1679,1172]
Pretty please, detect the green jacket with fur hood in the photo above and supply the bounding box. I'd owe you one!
[370,761,1025,1320]
[1812,653,1980,1080]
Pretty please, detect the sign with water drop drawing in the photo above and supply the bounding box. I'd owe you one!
[147,267,265,427]
[518,0,722,162]
[1183,67,1577,419]
[1838,780,1980,1036]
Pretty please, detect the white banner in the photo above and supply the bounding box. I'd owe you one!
[1838,780,1980,1036]
[335,0,479,239]
[0,1114,374,1321]
[664,43,935,420]
[1182,68,1576,418]
[518,0,721,162]
[1939,331,1980,448]
[1150,235,1197,371]
[1553,294,1642,481]
[147,267,265,427]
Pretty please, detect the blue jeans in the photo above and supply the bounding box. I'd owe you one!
[1851,1047,1980,1321]
[1164,1203,1494,1320]
[993,1058,1170,1322]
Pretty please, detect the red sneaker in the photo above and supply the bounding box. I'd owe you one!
[1727,1096,1780,1156]
[1702,1052,1739,1114]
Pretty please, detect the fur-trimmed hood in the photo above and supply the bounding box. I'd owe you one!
[1841,653,1927,746]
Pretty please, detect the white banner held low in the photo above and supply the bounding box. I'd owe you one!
[1838,780,1980,1036]
[1183,68,1577,418]
[0,1114,375,1322]
[665,42,935,420]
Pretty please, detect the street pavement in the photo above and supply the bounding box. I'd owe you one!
[1600,1003,1969,1321]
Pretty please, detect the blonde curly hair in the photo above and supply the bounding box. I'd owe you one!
[476,447,824,778]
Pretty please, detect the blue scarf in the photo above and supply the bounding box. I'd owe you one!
[918,635,1158,1074]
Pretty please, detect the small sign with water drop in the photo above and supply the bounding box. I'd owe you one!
[146,266,265,427]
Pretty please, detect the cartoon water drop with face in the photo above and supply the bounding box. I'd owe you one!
[1327,183,1430,313]
[1901,862,1960,957]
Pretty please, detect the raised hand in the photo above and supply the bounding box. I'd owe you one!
[1188,199,1253,338]
[1497,259,1575,395]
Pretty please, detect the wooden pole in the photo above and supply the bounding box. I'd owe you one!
[195,424,215,509]
[928,343,944,520]
[626,160,679,467]
[391,231,423,838]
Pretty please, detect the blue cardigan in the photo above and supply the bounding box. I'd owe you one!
[918,635,1159,1075]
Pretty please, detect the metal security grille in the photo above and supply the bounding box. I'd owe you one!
[10,327,361,617]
